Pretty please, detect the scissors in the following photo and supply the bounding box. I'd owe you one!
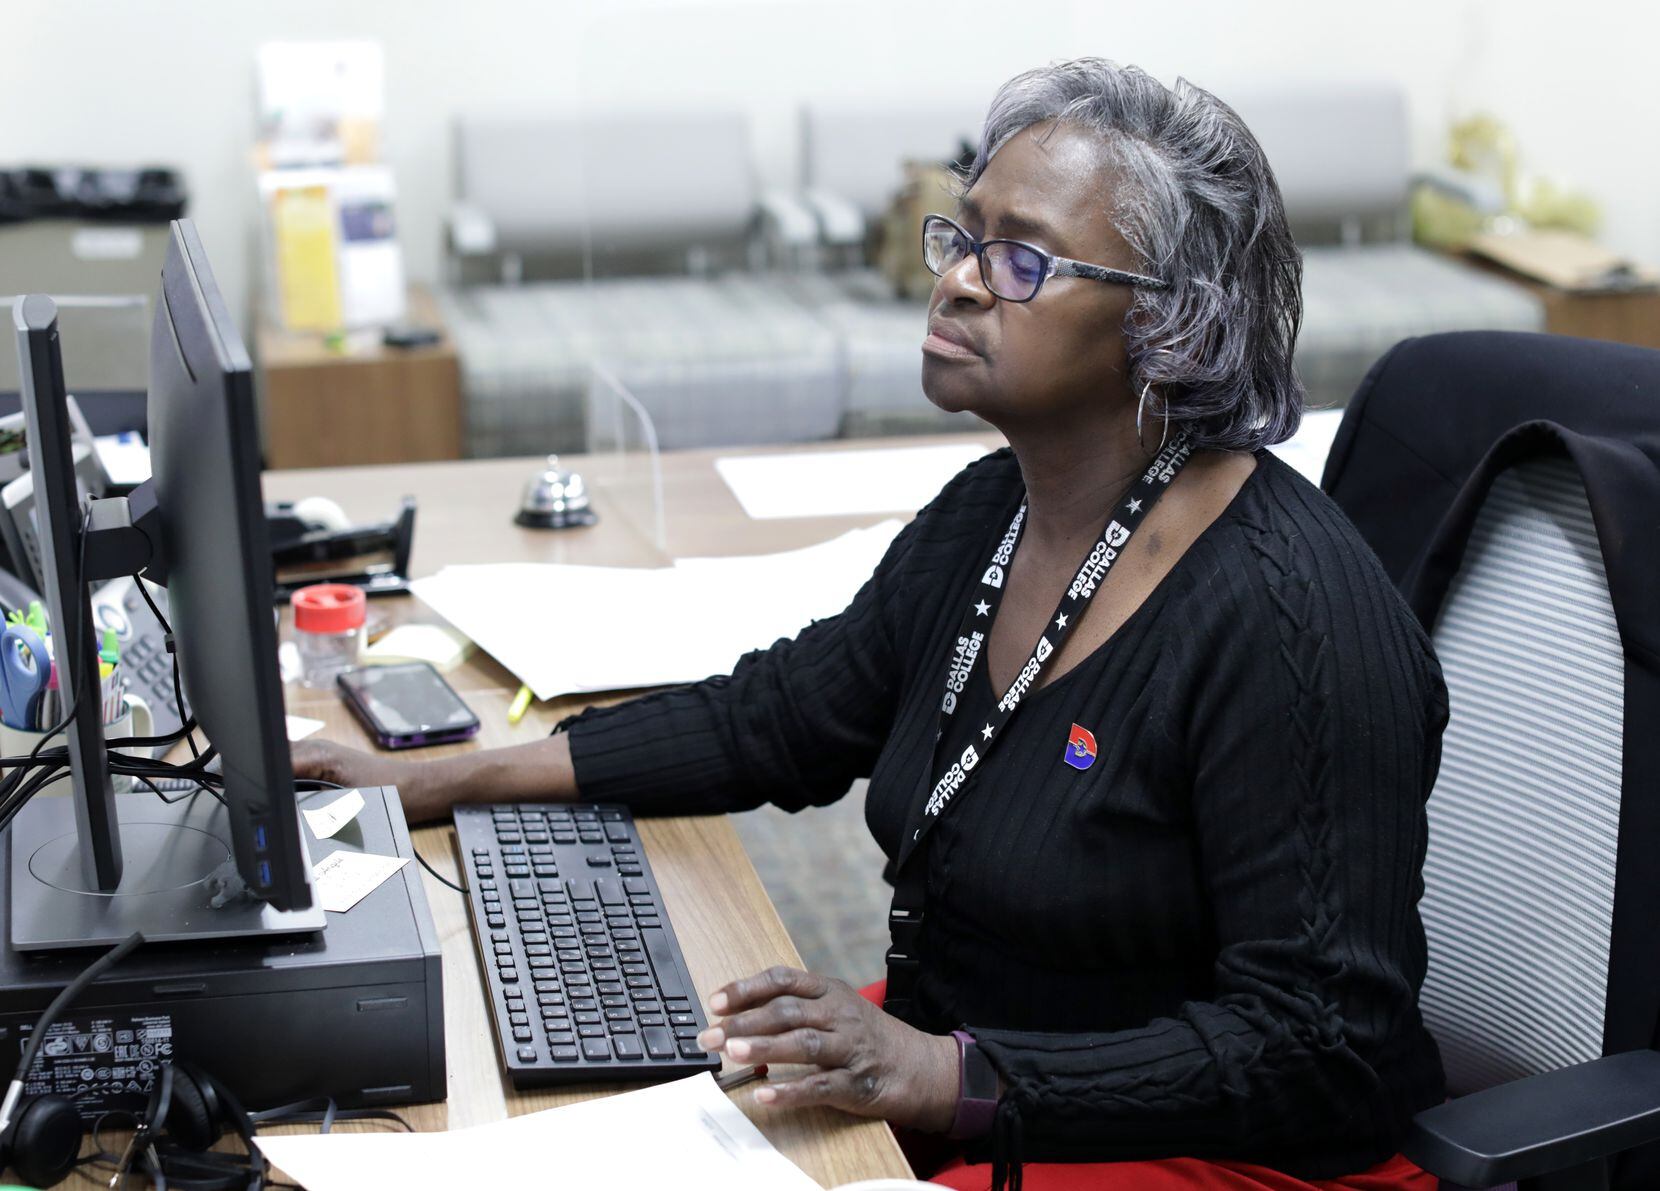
[0,623,51,729]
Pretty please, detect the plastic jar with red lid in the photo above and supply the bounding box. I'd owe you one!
[292,583,366,689]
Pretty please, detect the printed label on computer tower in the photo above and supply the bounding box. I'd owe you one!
[18,1012,173,1115]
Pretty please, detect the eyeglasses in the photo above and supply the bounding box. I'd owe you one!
[921,213,1168,302]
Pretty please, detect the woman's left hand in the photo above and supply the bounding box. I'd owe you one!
[697,966,959,1132]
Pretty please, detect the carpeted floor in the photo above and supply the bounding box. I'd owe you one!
[729,780,894,986]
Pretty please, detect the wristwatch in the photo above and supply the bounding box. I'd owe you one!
[948,1030,1000,1139]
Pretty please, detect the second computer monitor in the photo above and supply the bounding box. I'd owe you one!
[148,219,312,911]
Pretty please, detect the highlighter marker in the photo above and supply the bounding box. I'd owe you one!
[507,683,534,725]
[100,626,121,666]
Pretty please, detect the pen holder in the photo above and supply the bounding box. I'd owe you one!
[0,695,153,798]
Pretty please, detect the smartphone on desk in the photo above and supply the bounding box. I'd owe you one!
[338,661,481,749]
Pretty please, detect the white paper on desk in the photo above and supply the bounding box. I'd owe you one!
[311,849,408,913]
[279,642,302,685]
[254,1073,823,1191]
[716,442,990,519]
[303,790,366,840]
[410,521,902,701]
[1267,408,1345,485]
[94,431,152,486]
[286,714,325,742]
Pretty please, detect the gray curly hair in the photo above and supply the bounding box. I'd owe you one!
[964,59,1304,450]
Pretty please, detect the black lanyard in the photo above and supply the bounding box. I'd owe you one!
[883,433,1195,1020]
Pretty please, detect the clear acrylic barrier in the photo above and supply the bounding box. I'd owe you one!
[585,362,666,552]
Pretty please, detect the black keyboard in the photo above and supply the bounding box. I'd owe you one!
[454,803,721,1086]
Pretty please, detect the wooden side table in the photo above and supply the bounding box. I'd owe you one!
[255,284,464,469]
[1525,283,1660,351]
[1460,254,1660,351]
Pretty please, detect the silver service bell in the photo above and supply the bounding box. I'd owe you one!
[514,455,599,530]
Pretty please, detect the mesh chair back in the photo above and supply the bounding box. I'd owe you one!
[1420,456,1624,1095]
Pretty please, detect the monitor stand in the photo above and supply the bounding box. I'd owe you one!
[8,792,327,950]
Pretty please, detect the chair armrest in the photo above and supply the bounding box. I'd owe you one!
[802,188,866,247]
[755,190,820,249]
[1411,167,1506,215]
[447,202,498,257]
[1404,1050,1660,1187]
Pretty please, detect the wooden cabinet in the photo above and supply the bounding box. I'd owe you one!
[1460,254,1660,352]
[1525,283,1660,351]
[255,285,464,469]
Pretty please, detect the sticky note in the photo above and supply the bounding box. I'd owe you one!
[302,790,366,840]
[311,850,408,913]
[286,715,326,742]
[363,624,472,671]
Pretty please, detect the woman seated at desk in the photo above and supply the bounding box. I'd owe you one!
[297,58,1448,1191]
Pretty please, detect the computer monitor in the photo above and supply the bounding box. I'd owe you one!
[147,220,312,911]
[6,223,321,948]
[10,296,120,883]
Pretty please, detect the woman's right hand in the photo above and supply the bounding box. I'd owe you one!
[290,739,453,824]
[292,732,579,824]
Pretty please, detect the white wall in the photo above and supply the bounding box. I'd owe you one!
[2,0,1655,323]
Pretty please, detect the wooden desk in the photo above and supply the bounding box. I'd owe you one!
[259,439,954,1186]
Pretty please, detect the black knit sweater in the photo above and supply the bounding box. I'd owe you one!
[562,448,1449,1177]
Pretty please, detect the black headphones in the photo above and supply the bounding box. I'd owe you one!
[108,1059,266,1191]
[0,1087,82,1189]
[0,934,144,1188]
[0,933,260,1189]
[0,1058,262,1190]
[1,932,410,1188]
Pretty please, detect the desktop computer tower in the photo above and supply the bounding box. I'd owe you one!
[0,786,446,1120]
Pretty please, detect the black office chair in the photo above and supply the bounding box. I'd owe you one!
[1322,332,1660,1191]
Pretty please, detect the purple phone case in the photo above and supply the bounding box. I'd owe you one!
[370,721,481,750]
[338,666,480,750]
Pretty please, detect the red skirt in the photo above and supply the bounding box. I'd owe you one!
[855,982,1435,1191]
[922,1150,1434,1190]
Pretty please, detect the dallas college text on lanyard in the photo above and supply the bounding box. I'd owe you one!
[882,432,1195,1020]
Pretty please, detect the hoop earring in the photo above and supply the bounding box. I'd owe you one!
[1136,383,1170,454]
